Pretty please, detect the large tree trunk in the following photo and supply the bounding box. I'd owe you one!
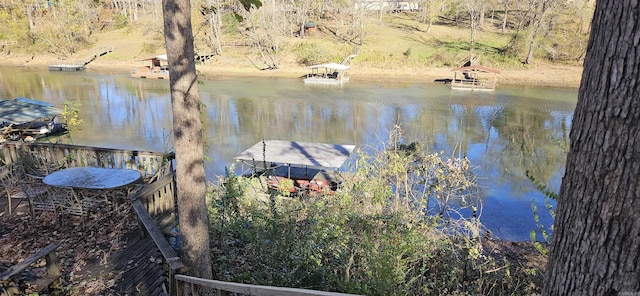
[543,1,640,295]
[162,0,213,283]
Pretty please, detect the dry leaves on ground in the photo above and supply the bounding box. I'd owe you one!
[0,200,139,294]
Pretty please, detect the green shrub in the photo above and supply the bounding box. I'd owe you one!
[114,14,128,29]
[294,42,326,66]
[140,42,156,55]
[403,47,412,57]
[222,13,241,36]
[207,126,542,295]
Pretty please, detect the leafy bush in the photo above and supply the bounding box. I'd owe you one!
[294,42,326,66]
[222,14,241,36]
[403,47,412,57]
[208,126,543,295]
[61,101,83,130]
[140,42,156,55]
[114,14,128,29]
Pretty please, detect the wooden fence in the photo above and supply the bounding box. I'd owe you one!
[175,275,362,296]
[0,142,174,180]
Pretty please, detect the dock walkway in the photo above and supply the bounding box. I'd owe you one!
[48,46,114,72]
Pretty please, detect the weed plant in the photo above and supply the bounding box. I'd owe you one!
[208,127,543,295]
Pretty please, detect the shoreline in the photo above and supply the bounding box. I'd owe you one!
[1,54,583,88]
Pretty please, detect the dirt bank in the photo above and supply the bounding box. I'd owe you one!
[2,53,583,88]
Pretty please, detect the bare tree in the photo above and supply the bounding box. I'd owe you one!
[543,0,640,294]
[162,0,213,284]
[523,0,559,64]
[500,0,509,34]
[418,0,447,33]
[33,0,98,58]
[243,0,285,69]
[199,0,225,55]
[459,0,483,53]
[347,0,369,45]
[292,0,314,38]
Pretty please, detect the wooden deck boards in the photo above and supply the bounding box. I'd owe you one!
[110,233,169,296]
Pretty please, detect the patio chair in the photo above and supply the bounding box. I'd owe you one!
[18,151,67,178]
[0,162,48,215]
[20,178,54,218]
[46,186,99,224]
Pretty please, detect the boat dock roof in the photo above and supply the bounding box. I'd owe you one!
[0,98,62,125]
[450,65,501,74]
[234,140,356,169]
[138,54,168,61]
[306,63,351,71]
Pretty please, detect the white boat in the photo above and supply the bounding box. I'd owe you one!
[304,63,351,85]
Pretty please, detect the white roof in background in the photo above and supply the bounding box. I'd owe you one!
[234,140,356,169]
[0,98,62,125]
[139,54,168,61]
[306,63,351,71]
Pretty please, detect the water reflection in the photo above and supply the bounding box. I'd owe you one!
[0,66,577,241]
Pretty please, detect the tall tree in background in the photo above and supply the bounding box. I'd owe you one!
[500,0,509,34]
[523,0,558,64]
[543,1,640,295]
[34,0,98,58]
[200,0,224,55]
[162,0,213,281]
[460,0,482,54]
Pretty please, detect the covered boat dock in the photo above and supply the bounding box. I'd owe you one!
[234,140,356,194]
[450,65,501,91]
[130,54,169,79]
[304,63,351,85]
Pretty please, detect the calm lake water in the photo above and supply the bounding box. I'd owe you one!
[0,66,578,241]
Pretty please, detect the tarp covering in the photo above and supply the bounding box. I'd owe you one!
[235,140,356,169]
[0,98,62,125]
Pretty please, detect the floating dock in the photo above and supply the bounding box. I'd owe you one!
[48,64,86,71]
[48,46,114,72]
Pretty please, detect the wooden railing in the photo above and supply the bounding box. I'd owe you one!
[130,172,182,295]
[0,142,174,180]
[133,172,177,229]
[175,275,362,296]
[0,244,61,296]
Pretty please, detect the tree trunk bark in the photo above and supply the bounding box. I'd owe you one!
[501,0,509,34]
[543,1,640,295]
[162,0,213,285]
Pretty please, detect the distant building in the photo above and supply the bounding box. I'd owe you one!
[354,0,419,11]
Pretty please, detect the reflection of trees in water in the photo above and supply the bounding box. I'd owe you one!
[201,95,370,168]
[393,97,569,197]
[486,105,569,192]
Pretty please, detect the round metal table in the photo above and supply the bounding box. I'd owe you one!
[43,167,142,189]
